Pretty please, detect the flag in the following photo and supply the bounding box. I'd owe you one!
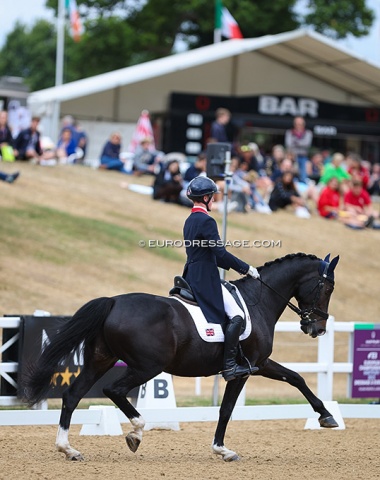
[221,7,243,40]
[214,1,243,42]
[129,110,156,153]
[66,0,82,42]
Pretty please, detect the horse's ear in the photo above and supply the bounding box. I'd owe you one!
[324,253,331,263]
[328,255,339,274]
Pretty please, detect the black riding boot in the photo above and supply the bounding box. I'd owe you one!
[222,316,258,382]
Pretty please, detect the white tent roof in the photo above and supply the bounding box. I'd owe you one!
[28,28,380,111]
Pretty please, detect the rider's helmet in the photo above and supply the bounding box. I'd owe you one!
[187,176,219,210]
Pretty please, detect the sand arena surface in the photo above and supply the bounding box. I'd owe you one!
[0,419,379,480]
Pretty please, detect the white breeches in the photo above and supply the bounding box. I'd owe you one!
[221,284,244,319]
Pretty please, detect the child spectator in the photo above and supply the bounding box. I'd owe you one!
[343,178,380,229]
[317,177,341,219]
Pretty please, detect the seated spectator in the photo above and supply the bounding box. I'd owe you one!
[239,144,260,173]
[133,137,162,175]
[320,152,351,192]
[14,116,43,162]
[346,152,370,191]
[229,158,252,213]
[263,144,285,180]
[0,110,15,149]
[269,170,310,218]
[99,132,125,171]
[73,120,88,161]
[307,151,324,184]
[342,178,380,229]
[317,177,342,219]
[56,127,78,164]
[368,163,380,196]
[0,170,19,183]
[183,153,207,183]
[153,159,184,204]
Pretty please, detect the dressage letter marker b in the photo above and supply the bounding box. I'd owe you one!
[154,379,169,398]
[136,372,180,431]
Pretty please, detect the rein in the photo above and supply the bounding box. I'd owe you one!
[256,274,330,322]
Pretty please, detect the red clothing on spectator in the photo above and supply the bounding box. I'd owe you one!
[318,186,340,217]
[348,165,370,190]
[344,188,371,211]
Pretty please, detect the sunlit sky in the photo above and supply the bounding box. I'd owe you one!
[1,0,379,64]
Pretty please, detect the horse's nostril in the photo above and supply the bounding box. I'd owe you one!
[318,329,326,336]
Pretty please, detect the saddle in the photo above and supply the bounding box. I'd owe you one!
[169,276,197,303]
[169,276,245,315]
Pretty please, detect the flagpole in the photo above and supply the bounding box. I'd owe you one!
[214,0,222,43]
[51,0,66,142]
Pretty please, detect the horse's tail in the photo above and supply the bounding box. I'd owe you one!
[22,296,115,406]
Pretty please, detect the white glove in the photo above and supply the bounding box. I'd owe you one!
[247,265,260,279]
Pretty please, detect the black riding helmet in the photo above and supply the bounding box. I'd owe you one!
[187,176,219,210]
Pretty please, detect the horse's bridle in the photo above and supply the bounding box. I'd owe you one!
[257,262,332,334]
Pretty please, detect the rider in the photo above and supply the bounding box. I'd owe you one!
[183,176,260,381]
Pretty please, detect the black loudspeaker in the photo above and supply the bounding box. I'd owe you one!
[206,143,230,179]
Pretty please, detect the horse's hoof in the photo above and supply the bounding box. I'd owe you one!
[223,453,240,462]
[67,453,84,461]
[319,415,338,428]
[126,434,141,453]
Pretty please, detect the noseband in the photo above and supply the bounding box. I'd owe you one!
[257,262,332,333]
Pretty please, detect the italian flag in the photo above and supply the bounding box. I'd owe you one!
[215,0,243,40]
[66,0,83,42]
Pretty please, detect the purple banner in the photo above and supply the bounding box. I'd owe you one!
[351,324,380,398]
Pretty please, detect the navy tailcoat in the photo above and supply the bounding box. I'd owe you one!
[183,209,249,325]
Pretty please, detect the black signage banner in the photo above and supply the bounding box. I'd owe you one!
[18,316,129,399]
[167,92,380,154]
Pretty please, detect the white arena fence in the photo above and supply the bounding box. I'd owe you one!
[1,315,380,429]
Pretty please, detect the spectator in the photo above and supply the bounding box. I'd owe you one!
[346,152,370,191]
[73,120,88,161]
[0,170,19,183]
[368,163,380,197]
[14,116,43,162]
[99,132,126,171]
[184,153,207,183]
[317,177,342,219]
[269,170,310,218]
[264,144,285,179]
[343,178,380,229]
[307,151,324,184]
[320,152,351,192]
[56,127,78,164]
[210,108,231,144]
[285,116,313,183]
[133,137,162,175]
[0,110,15,147]
[153,159,184,204]
[239,144,260,173]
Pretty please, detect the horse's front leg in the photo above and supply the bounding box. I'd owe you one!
[260,359,338,427]
[212,376,248,462]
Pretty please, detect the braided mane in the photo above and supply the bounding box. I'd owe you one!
[258,252,319,271]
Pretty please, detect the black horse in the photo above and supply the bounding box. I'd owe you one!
[23,252,339,462]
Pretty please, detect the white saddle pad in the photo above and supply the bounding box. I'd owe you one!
[170,286,252,343]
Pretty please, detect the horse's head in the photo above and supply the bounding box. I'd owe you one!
[296,254,339,338]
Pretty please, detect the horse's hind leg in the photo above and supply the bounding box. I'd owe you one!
[260,359,338,427]
[103,366,162,454]
[212,376,248,462]
[56,363,114,461]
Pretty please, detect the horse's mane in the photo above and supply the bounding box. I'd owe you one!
[231,252,320,287]
[258,252,319,271]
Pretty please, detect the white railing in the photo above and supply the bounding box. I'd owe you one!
[0,315,358,405]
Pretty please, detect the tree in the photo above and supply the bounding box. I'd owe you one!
[303,0,374,39]
[0,0,375,91]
